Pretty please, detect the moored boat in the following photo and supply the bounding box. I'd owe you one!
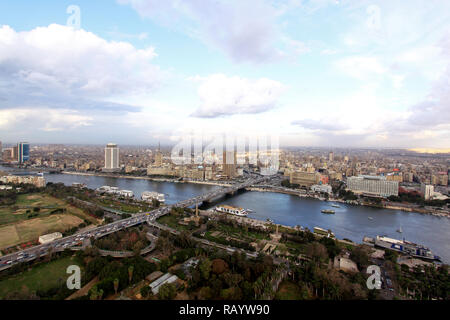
[374,235,441,261]
[215,205,248,217]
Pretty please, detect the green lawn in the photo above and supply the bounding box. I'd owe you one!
[210,222,270,242]
[0,256,84,299]
[157,215,192,231]
[0,194,63,225]
[94,198,151,213]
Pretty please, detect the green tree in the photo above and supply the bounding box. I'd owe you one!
[114,278,119,295]
[128,266,134,284]
[158,283,177,300]
[199,258,212,281]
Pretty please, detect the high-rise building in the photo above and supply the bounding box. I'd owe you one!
[223,150,237,179]
[12,145,18,162]
[347,175,398,197]
[328,152,334,162]
[0,140,2,161]
[155,143,163,167]
[17,142,30,163]
[103,143,120,172]
[421,184,434,200]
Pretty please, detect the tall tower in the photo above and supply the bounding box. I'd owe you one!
[223,150,237,179]
[155,142,163,167]
[328,151,334,162]
[17,142,30,164]
[104,143,120,172]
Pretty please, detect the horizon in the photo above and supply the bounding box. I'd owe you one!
[1,1,450,148]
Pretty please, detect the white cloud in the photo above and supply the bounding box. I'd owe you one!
[191,74,285,118]
[0,24,164,108]
[118,0,291,63]
[0,108,92,132]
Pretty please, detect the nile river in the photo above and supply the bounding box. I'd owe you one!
[2,168,449,263]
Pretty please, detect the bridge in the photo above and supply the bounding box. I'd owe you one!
[0,175,271,270]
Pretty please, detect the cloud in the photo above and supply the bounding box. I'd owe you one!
[0,24,164,111]
[0,108,92,132]
[191,74,285,118]
[118,0,288,63]
[291,119,347,132]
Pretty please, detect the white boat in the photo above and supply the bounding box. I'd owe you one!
[141,191,165,203]
[331,204,340,208]
[397,226,403,233]
[368,217,373,220]
[215,205,248,217]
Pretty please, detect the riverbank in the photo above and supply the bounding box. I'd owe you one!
[201,209,357,248]
[246,186,450,219]
[61,171,232,187]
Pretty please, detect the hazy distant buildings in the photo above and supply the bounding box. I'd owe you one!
[0,175,46,188]
[103,143,120,172]
[0,140,2,161]
[347,175,398,197]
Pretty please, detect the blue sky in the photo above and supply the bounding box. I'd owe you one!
[0,0,449,148]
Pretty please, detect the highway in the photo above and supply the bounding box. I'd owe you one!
[0,175,270,271]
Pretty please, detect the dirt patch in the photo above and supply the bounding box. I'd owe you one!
[66,276,99,300]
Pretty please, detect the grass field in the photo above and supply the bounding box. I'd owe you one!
[0,193,101,250]
[0,256,84,299]
[0,214,83,249]
[0,193,99,226]
[157,215,192,231]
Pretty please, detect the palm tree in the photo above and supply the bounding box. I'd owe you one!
[98,289,104,300]
[90,287,98,300]
[114,278,119,295]
[128,266,134,284]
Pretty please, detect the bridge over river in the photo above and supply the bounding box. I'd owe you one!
[0,175,270,270]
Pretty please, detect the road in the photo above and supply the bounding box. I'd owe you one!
[0,175,270,270]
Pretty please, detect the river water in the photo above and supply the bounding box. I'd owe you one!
[2,168,449,263]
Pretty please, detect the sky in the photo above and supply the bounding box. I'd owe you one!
[0,0,449,148]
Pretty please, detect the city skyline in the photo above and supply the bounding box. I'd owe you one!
[1,1,450,148]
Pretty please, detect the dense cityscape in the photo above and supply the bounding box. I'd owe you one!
[0,141,449,302]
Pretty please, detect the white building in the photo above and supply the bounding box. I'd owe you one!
[38,232,63,244]
[421,184,434,200]
[311,184,332,194]
[141,191,165,203]
[0,175,46,188]
[347,175,398,197]
[103,143,120,172]
[149,273,178,295]
[119,190,134,198]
